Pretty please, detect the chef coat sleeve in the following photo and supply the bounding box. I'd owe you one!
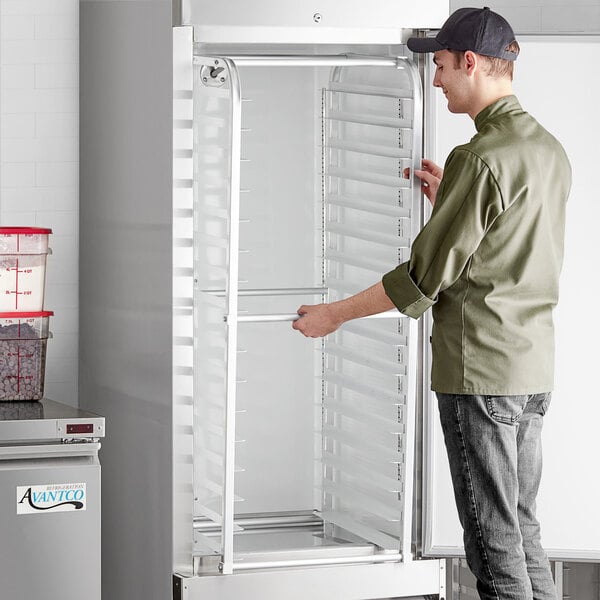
[382,148,505,319]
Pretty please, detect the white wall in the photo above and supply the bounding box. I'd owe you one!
[450,0,600,33]
[0,0,79,406]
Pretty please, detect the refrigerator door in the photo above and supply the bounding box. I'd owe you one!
[0,443,101,600]
[421,36,600,561]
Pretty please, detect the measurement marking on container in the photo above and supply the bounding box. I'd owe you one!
[14,257,19,310]
[5,345,22,393]
[4,261,39,310]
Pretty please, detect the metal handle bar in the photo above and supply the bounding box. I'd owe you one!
[228,310,401,323]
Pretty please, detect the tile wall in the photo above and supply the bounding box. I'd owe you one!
[0,0,79,406]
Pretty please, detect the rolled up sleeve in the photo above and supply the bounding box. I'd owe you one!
[382,149,504,319]
[382,261,436,318]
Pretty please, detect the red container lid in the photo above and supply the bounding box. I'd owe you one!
[0,311,54,318]
[0,227,52,234]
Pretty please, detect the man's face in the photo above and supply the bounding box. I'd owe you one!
[432,49,471,114]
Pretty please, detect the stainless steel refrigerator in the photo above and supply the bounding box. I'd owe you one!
[172,2,447,598]
[78,1,600,599]
[0,399,104,600]
[171,4,600,598]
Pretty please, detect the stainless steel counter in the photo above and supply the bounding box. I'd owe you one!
[0,398,105,443]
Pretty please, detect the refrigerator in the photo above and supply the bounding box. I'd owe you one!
[0,399,104,600]
[79,2,600,599]
[172,2,447,598]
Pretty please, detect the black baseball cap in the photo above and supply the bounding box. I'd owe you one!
[407,7,518,61]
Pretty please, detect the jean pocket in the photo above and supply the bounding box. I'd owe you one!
[485,395,528,424]
[540,392,552,416]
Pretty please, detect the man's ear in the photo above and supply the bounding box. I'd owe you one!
[463,50,478,76]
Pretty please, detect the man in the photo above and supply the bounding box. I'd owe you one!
[292,7,571,600]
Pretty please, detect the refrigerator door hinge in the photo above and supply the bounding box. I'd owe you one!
[200,61,228,87]
[172,574,183,600]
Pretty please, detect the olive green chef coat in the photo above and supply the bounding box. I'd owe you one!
[382,95,571,395]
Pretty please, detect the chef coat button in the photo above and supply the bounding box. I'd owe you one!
[429,336,432,344]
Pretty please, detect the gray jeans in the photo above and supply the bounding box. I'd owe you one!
[437,393,556,600]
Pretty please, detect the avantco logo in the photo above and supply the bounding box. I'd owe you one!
[17,483,87,515]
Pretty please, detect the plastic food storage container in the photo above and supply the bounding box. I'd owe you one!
[0,227,52,312]
[0,311,53,401]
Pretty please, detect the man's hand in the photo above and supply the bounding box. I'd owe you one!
[404,159,443,206]
[292,282,396,338]
[292,303,343,338]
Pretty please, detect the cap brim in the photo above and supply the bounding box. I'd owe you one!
[406,36,447,54]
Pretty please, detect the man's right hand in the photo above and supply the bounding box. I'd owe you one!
[404,159,443,206]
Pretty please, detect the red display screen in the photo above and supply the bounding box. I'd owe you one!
[66,423,94,434]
